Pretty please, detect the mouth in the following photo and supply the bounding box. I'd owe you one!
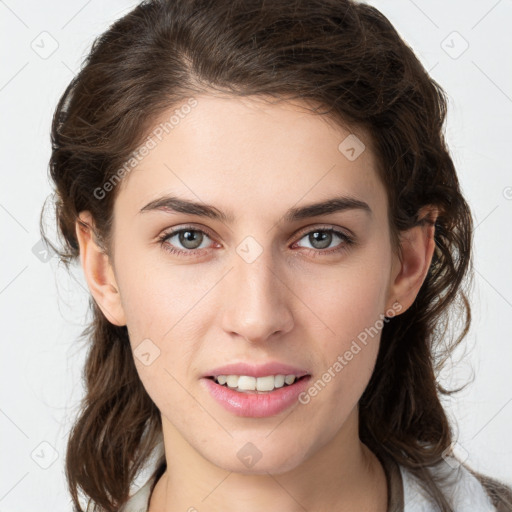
[205,374,311,394]
[200,373,312,417]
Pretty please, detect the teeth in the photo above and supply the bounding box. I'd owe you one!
[214,374,299,392]
[284,375,296,385]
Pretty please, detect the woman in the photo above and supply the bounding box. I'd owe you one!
[40,0,512,510]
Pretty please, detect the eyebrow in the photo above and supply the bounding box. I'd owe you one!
[139,194,372,223]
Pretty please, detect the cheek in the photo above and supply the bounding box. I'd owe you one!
[298,271,385,433]
[295,246,390,395]
[117,265,213,393]
[116,256,209,344]
[134,358,200,432]
[301,259,390,342]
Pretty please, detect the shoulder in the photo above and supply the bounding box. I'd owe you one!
[466,467,512,512]
[118,456,166,512]
[117,477,154,512]
[399,456,510,511]
[84,474,156,512]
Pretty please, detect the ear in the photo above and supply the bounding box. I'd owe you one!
[75,211,126,326]
[386,205,439,314]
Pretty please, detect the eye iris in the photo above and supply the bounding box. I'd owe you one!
[169,229,341,252]
[180,230,203,249]
[310,231,332,249]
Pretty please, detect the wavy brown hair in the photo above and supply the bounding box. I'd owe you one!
[40,0,496,510]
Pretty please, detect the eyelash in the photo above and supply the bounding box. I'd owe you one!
[156,224,355,259]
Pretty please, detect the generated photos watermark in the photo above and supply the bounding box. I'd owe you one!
[298,301,403,405]
[93,97,198,200]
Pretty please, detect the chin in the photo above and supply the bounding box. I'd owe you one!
[204,443,308,476]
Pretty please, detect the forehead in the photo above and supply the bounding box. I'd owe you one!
[114,94,386,223]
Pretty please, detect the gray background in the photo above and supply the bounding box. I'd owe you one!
[1,0,511,510]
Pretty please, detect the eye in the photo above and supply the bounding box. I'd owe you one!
[293,227,354,256]
[157,225,355,258]
[157,225,216,257]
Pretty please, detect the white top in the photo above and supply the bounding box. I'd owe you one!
[401,457,496,511]
[86,440,497,512]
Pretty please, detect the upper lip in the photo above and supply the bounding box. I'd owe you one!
[203,362,311,378]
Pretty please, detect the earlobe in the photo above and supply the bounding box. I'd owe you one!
[386,206,439,314]
[75,211,127,326]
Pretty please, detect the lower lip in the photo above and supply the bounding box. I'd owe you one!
[200,376,312,418]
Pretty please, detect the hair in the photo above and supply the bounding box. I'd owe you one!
[39,0,493,510]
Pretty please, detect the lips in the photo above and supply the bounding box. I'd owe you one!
[201,373,312,417]
[203,361,311,379]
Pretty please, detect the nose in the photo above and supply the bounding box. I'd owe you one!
[221,246,295,344]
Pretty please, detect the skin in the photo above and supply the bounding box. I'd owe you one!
[76,93,437,512]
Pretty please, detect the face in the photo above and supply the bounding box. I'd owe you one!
[91,94,404,474]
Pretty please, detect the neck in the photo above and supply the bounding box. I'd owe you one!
[149,408,387,512]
